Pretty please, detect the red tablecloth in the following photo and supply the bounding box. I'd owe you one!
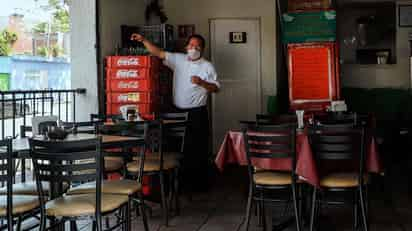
[215,130,383,187]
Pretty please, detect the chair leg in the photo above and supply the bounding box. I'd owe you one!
[69,221,78,231]
[174,168,180,216]
[168,170,174,212]
[96,214,103,231]
[257,200,262,227]
[359,187,369,231]
[353,191,359,231]
[159,171,169,226]
[260,191,267,231]
[105,216,110,229]
[298,185,303,225]
[139,193,150,231]
[292,184,301,231]
[243,185,253,231]
[39,213,47,231]
[126,200,131,231]
[16,217,22,231]
[309,187,317,231]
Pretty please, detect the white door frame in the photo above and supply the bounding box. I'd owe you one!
[209,17,263,151]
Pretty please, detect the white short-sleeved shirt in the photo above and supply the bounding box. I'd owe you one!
[163,52,220,109]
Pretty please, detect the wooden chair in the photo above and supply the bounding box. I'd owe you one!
[30,137,132,231]
[0,139,40,231]
[308,123,368,231]
[242,123,301,231]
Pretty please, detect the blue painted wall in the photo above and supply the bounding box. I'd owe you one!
[0,55,70,90]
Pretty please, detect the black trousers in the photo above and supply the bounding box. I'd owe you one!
[177,106,210,192]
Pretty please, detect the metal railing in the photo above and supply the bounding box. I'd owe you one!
[0,88,87,139]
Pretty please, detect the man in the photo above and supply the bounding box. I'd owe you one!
[131,33,220,192]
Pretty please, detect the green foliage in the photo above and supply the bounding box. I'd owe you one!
[37,45,64,57]
[32,0,70,34]
[51,45,64,57]
[37,46,49,57]
[0,29,18,56]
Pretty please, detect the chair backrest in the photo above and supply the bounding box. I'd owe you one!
[97,121,148,182]
[0,139,13,230]
[159,113,188,153]
[90,114,123,123]
[308,123,366,183]
[20,125,32,138]
[61,121,102,134]
[32,116,58,135]
[30,137,102,201]
[316,112,369,127]
[97,121,147,137]
[243,123,297,182]
[256,114,297,125]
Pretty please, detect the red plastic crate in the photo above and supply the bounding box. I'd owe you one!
[106,56,160,69]
[106,68,159,80]
[106,92,157,104]
[288,0,332,12]
[107,78,158,92]
[106,102,158,115]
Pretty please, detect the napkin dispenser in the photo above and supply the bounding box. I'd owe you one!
[330,101,347,112]
[119,105,141,121]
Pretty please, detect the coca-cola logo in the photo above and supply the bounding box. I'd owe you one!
[117,81,139,89]
[116,70,139,78]
[117,58,140,66]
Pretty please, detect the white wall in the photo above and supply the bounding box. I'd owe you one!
[70,0,98,121]
[164,0,277,112]
[341,1,412,89]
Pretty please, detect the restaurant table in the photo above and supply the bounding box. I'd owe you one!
[11,133,144,153]
[215,129,383,188]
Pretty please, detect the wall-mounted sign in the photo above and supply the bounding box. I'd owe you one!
[229,32,247,43]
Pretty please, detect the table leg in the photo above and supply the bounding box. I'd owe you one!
[21,158,26,183]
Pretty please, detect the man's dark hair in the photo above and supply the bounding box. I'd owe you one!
[186,34,206,49]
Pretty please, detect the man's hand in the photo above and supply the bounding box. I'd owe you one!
[130,33,165,59]
[191,76,203,85]
[191,76,219,93]
[130,33,145,42]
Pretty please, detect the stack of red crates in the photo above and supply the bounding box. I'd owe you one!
[105,56,161,120]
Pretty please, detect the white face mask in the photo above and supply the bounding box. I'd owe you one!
[187,49,201,60]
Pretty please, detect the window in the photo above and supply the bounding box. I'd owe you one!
[0,0,71,90]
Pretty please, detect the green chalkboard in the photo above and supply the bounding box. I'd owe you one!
[282,11,336,44]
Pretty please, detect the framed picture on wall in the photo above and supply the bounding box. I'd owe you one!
[178,25,195,38]
[399,5,412,27]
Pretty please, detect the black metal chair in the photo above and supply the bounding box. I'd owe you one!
[97,121,148,177]
[0,139,40,231]
[30,137,130,231]
[90,113,123,123]
[126,120,178,226]
[159,112,189,216]
[61,121,103,134]
[96,121,150,230]
[242,123,301,231]
[308,123,368,231]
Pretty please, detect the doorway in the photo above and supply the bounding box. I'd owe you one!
[210,18,262,153]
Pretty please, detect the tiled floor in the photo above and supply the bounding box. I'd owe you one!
[20,163,412,231]
[125,165,411,231]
